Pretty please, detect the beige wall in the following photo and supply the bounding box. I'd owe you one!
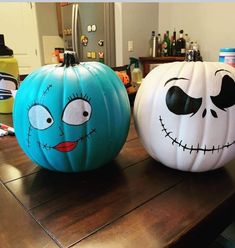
[158,3,235,62]
[115,3,158,66]
[35,3,64,64]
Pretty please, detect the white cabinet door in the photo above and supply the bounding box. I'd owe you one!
[0,2,42,75]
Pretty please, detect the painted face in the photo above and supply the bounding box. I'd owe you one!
[134,62,235,172]
[24,80,97,171]
[28,89,95,153]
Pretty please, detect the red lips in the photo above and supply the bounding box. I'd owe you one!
[54,141,78,152]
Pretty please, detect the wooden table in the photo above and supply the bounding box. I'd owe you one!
[1,114,235,248]
[139,56,185,77]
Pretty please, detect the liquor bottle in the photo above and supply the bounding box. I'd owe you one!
[166,30,171,56]
[176,30,186,57]
[149,31,157,57]
[185,33,190,52]
[157,33,162,57]
[171,29,177,56]
[162,33,168,56]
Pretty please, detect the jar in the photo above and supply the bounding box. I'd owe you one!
[219,48,235,68]
[0,34,19,113]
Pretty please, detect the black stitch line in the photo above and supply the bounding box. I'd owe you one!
[159,115,235,154]
[27,125,32,147]
[42,84,52,98]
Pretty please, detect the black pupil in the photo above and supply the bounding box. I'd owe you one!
[47,118,52,123]
[83,111,89,117]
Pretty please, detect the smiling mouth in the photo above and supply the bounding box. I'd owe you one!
[37,128,96,152]
[159,115,235,154]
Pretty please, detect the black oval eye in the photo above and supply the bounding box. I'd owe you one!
[211,75,235,110]
[166,86,202,116]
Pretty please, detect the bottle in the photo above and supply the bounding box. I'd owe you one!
[0,34,19,113]
[128,57,142,89]
[171,29,177,56]
[162,33,167,56]
[176,30,186,57]
[157,33,162,57]
[150,31,157,57]
[185,33,190,52]
[166,30,171,56]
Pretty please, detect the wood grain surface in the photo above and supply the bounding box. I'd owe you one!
[1,114,235,248]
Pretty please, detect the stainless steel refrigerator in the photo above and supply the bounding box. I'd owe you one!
[60,3,116,67]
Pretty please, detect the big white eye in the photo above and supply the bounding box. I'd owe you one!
[28,104,54,130]
[62,98,92,125]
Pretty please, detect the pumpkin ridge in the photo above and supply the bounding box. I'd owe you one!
[174,62,188,170]
[73,65,90,172]
[37,71,57,171]
[186,62,199,171]
[209,63,231,170]
[149,62,180,157]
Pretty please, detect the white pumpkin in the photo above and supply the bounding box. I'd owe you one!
[134,62,235,172]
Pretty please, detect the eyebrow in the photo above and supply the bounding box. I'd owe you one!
[215,69,231,76]
[164,77,189,86]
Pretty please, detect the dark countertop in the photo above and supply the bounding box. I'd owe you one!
[0,114,235,248]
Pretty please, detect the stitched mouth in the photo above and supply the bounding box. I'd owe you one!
[37,128,96,152]
[159,115,235,154]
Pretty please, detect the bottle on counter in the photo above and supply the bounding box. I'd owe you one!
[185,33,190,52]
[162,33,167,56]
[162,31,171,56]
[171,29,177,56]
[157,33,162,57]
[128,57,142,89]
[166,30,171,56]
[149,31,157,57]
[176,30,186,57]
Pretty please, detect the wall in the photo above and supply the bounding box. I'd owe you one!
[158,3,235,62]
[115,3,159,66]
[35,3,64,64]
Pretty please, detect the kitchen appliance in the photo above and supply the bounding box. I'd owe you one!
[60,3,116,66]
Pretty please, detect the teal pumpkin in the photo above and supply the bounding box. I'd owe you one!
[13,53,130,172]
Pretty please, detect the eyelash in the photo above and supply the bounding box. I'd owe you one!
[67,93,91,103]
[27,100,42,112]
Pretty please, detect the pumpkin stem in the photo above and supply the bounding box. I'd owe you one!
[60,51,80,67]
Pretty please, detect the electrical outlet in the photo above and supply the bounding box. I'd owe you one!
[128,41,134,52]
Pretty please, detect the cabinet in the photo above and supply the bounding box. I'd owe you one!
[139,56,185,77]
[0,3,41,75]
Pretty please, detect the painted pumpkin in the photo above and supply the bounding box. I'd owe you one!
[134,61,235,172]
[13,53,130,172]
